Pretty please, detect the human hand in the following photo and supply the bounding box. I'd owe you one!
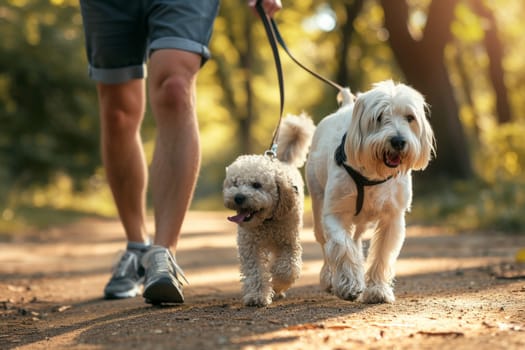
[248,0,282,18]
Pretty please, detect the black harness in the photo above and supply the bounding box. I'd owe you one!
[334,133,392,216]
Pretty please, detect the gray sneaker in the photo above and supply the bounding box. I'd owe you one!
[142,246,188,304]
[104,250,145,299]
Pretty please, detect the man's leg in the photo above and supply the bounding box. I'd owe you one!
[140,49,201,304]
[97,80,149,244]
[97,80,151,299]
[147,49,202,249]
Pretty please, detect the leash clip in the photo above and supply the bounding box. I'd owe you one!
[264,143,278,158]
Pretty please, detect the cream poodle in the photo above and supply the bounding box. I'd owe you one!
[223,114,315,307]
[306,80,436,303]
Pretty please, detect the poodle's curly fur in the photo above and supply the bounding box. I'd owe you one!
[223,114,315,307]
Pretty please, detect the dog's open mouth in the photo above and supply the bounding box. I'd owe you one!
[384,152,401,168]
[227,210,258,224]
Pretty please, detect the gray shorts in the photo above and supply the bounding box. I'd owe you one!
[80,0,220,84]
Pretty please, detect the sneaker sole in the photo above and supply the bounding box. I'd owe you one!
[104,286,141,300]
[143,277,184,304]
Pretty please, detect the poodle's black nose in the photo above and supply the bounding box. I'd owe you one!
[390,136,406,151]
[234,194,245,205]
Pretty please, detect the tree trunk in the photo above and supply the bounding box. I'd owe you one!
[470,0,512,124]
[336,0,365,87]
[380,0,472,179]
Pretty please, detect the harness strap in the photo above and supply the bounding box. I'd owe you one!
[335,133,392,216]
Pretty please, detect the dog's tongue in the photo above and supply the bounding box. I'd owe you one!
[227,212,249,224]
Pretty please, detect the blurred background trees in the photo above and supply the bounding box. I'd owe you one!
[1,0,524,232]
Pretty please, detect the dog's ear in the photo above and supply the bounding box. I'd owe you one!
[345,96,366,166]
[273,173,299,219]
[413,103,436,170]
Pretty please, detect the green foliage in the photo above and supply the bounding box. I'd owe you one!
[452,3,485,43]
[411,122,525,233]
[0,0,99,190]
[478,123,525,182]
[411,177,525,233]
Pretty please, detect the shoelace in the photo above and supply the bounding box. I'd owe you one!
[111,251,137,278]
[152,249,189,285]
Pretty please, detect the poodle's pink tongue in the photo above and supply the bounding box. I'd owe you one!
[227,213,248,224]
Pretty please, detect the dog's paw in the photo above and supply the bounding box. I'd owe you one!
[242,293,272,307]
[273,291,286,300]
[359,283,395,304]
[333,279,364,301]
[271,257,302,294]
[272,277,294,295]
[332,265,365,301]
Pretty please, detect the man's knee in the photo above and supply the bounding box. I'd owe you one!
[98,82,145,136]
[154,74,194,111]
[148,50,200,117]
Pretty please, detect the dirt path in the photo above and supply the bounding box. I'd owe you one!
[1,211,525,350]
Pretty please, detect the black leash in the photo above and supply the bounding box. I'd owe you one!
[335,133,392,216]
[269,18,345,92]
[255,1,284,157]
[255,0,346,157]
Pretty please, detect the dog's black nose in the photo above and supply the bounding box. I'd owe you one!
[234,194,245,205]
[390,136,406,151]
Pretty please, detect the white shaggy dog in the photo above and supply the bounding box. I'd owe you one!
[306,80,435,304]
[223,114,315,307]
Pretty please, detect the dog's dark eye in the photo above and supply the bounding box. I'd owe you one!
[406,115,415,123]
[252,182,262,189]
[377,113,383,123]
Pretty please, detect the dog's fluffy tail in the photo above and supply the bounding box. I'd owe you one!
[276,113,316,168]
